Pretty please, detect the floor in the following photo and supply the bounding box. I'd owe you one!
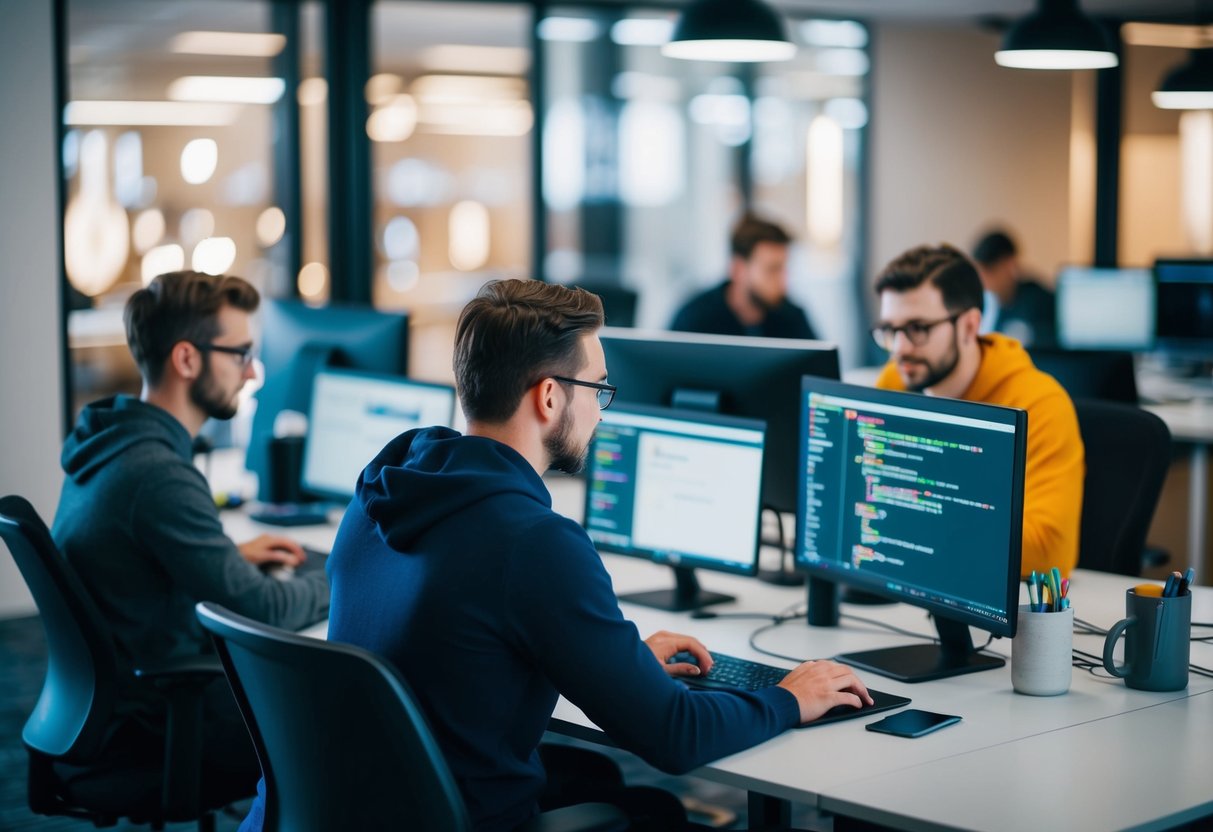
[0,614,828,831]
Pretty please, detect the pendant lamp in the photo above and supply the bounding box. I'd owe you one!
[994,0,1118,70]
[1154,49,1213,109]
[661,0,795,63]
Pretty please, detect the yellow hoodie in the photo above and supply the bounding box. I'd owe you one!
[876,334,1085,578]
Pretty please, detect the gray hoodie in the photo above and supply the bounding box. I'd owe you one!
[53,395,329,723]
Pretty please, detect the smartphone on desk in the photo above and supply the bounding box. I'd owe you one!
[865,708,961,738]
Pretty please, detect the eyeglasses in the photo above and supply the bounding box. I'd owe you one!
[870,314,961,350]
[191,342,255,369]
[552,376,617,410]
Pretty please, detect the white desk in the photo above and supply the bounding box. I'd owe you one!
[218,467,1213,831]
[1145,401,1213,572]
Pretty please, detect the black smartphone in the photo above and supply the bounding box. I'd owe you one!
[865,708,961,738]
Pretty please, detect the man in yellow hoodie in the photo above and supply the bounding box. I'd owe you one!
[871,244,1084,578]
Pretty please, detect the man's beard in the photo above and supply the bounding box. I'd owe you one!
[747,288,784,313]
[544,402,589,475]
[189,358,239,421]
[902,334,960,393]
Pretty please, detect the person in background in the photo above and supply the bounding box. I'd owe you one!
[972,228,1056,347]
[670,214,818,340]
[871,245,1084,578]
[52,270,330,801]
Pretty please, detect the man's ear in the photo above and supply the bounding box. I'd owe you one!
[959,307,982,344]
[530,377,562,426]
[167,340,202,381]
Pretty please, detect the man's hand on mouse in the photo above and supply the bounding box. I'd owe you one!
[644,630,713,677]
[238,534,305,568]
[778,660,873,723]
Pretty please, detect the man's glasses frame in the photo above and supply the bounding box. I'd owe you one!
[190,342,255,369]
[870,313,961,351]
[551,376,617,409]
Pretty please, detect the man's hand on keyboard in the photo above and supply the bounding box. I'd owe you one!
[239,534,306,568]
[644,630,714,677]
[777,660,874,724]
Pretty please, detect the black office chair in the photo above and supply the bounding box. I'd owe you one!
[1073,402,1171,576]
[1029,348,1139,404]
[0,495,234,831]
[195,602,628,832]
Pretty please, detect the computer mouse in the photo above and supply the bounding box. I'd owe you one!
[667,650,699,667]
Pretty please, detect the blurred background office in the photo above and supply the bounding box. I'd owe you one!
[4,0,1213,617]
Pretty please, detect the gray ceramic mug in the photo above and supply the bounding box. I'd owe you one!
[1102,589,1190,692]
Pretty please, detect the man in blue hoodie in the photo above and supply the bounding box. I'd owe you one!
[53,270,329,799]
[321,279,871,831]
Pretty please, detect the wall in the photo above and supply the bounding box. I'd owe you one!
[868,24,1075,293]
[0,0,64,617]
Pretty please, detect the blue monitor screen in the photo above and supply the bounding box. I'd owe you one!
[1056,266,1154,350]
[585,405,766,577]
[302,369,455,501]
[794,379,1027,682]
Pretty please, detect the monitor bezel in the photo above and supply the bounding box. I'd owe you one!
[794,377,1027,642]
[1153,258,1213,355]
[583,402,768,579]
[599,326,840,516]
[301,367,456,502]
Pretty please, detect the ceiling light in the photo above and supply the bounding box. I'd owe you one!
[994,0,1117,71]
[65,100,238,127]
[170,31,286,57]
[167,76,285,105]
[1154,49,1213,110]
[662,0,795,63]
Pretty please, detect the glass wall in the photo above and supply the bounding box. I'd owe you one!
[64,0,300,413]
[539,7,870,364]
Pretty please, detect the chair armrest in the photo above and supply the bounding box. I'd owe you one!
[133,655,224,685]
[134,656,226,820]
[518,803,629,832]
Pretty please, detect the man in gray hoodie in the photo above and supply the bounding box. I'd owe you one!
[52,270,329,797]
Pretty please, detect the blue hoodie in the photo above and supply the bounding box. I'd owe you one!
[324,426,800,832]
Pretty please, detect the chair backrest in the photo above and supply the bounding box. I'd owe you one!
[1073,401,1171,575]
[1029,348,1139,404]
[0,495,118,761]
[195,602,471,832]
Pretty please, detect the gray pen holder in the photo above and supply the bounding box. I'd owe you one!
[1012,605,1073,696]
[1102,589,1190,692]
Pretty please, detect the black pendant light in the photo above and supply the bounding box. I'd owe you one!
[994,0,1118,70]
[661,0,796,63]
[1154,49,1213,109]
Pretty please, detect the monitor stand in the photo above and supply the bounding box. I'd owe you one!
[836,615,1004,683]
[757,508,805,587]
[617,566,734,612]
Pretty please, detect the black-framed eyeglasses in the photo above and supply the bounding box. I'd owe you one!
[190,342,255,369]
[870,313,961,350]
[552,376,617,410]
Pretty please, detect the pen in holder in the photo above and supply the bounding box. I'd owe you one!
[1102,588,1190,692]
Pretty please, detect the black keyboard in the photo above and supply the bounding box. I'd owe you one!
[678,652,912,727]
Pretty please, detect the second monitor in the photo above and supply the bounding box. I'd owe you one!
[585,405,766,611]
[795,378,1027,682]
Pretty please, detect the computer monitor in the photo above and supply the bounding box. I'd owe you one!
[599,328,840,516]
[584,404,766,611]
[302,369,456,501]
[248,300,410,499]
[1154,259,1213,356]
[1055,266,1154,351]
[794,378,1027,683]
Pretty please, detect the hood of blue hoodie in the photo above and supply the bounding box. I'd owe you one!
[357,426,552,552]
[62,395,193,484]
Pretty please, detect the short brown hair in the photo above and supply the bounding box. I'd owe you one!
[874,245,984,314]
[124,270,259,386]
[731,214,792,260]
[454,279,604,423]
